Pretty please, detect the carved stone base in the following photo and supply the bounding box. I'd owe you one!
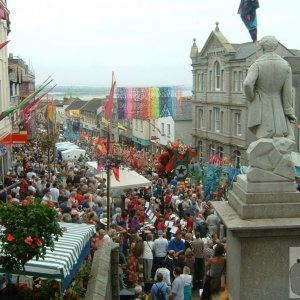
[228,175,300,219]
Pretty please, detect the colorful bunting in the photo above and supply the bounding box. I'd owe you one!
[238,0,259,42]
[117,86,179,120]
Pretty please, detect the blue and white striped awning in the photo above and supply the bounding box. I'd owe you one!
[0,222,96,290]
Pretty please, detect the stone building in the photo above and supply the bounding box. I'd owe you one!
[190,23,300,166]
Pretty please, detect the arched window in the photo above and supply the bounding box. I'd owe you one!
[233,150,241,168]
[217,146,224,160]
[214,61,221,90]
[209,144,215,157]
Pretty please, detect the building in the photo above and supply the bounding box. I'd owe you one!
[0,1,11,182]
[190,23,300,166]
[80,98,103,137]
[64,99,86,140]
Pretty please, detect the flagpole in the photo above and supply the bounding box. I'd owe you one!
[46,95,51,175]
[106,72,114,230]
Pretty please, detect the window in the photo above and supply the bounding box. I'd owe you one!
[217,146,224,160]
[140,120,143,132]
[208,110,212,131]
[135,119,138,130]
[214,108,220,132]
[198,141,203,162]
[209,71,212,91]
[201,73,204,91]
[198,73,201,92]
[209,144,215,157]
[199,109,204,128]
[235,113,241,136]
[233,150,241,167]
[221,111,224,133]
[161,123,165,135]
[233,71,238,91]
[221,70,225,91]
[238,71,243,92]
[214,61,221,90]
[167,124,171,137]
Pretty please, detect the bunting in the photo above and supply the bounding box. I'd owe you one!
[117,86,179,120]
[238,0,259,42]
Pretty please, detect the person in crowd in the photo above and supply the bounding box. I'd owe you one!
[168,232,186,259]
[150,272,170,300]
[143,233,154,282]
[180,266,193,300]
[184,248,195,279]
[152,230,168,278]
[201,243,226,300]
[170,266,185,300]
[191,232,204,287]
[206,209,220,236]
[127,236,144,287]
[154,258,171,287]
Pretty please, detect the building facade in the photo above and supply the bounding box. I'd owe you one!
[190,23,300,166]
[0,1,11,182]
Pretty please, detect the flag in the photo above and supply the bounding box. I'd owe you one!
[104,72,116,120]
[0,107,15,122]
[238,0,259,42]
[17,77,53,110]
[112,167,120,181]
[117,122,127,131]
[0,40,9,50]
[0,7,6,20]
[97,164,102,174]
[101,117,110,126]
[44,103,56,124]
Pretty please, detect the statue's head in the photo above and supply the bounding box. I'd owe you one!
[260,36,278,52]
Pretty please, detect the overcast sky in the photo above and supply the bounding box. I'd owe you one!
[7,0,300,87]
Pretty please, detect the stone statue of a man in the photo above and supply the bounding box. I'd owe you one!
[244,35,296,140]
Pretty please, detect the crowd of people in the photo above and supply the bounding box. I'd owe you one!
[1,136,228,300]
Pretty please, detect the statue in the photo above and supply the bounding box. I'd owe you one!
[243,36,297,182]
[244,35,296,140]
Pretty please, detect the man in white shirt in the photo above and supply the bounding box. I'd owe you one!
[152,230,168,278]
[50,182,60,203]
[154,259,171,286]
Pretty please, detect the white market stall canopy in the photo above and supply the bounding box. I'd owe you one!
[86,162,152,189]
[0,223,96,290]
[61,148,86,160]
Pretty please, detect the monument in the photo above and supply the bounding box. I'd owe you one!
[213,36,300,300]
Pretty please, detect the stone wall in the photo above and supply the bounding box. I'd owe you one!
[85,241,119,300]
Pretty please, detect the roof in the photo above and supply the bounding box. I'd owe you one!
[65,99,86,111]
[174,100,192,121]
[291,49,300,57]
[80,98,103,113]
[231,42,257,60]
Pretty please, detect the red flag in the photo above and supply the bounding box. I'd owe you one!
[112,167,120,181]
[0,40,10,50]
[104,73,116,120]
[97,164,102,174]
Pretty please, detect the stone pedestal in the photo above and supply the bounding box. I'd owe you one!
[214,202,300,300]
[228,174,300,219]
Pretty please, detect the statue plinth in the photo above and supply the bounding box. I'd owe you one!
[213,139,300,299]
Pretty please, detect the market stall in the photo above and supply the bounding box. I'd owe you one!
[0,222,96,291]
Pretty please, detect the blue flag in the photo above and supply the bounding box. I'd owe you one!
[238,0,259,42]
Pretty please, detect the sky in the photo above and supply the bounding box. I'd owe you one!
[6,0,300,87]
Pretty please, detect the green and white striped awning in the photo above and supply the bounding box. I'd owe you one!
[0,222,96,289]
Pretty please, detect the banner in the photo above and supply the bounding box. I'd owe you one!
[117,86,180,120]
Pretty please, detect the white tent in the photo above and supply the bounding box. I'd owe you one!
[56,143,80,151]
[61,148,86,160]
[86,162,152,189]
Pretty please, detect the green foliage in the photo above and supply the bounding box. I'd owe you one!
[0,199,63,273]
